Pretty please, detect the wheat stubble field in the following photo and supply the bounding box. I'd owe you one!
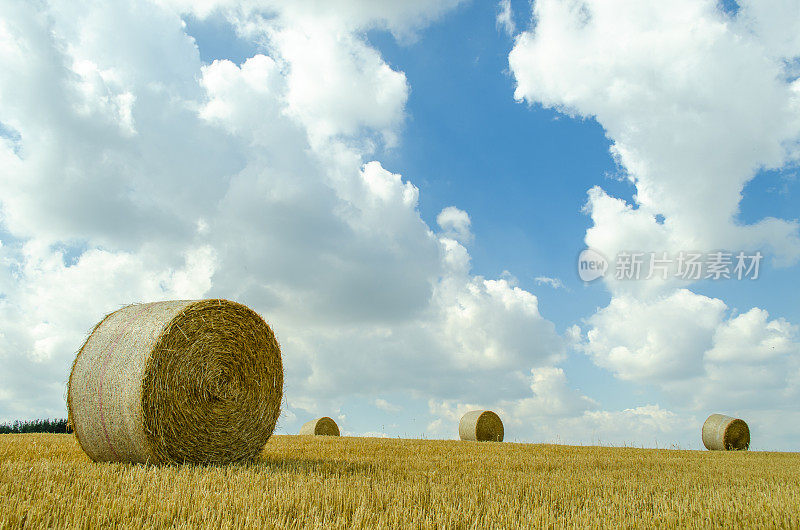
[1,434,799,528]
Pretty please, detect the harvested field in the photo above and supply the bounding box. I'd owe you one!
[2,434,799,528]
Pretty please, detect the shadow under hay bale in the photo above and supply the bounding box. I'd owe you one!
[299,417,340,436]
[459,410,504,442]
[702,413,750,451]
[68,299,283,465]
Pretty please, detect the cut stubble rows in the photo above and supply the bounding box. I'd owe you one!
[1,434,798,528]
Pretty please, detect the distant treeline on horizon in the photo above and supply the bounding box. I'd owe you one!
[0,418,70,434]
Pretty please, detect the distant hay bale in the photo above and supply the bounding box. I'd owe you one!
[459,410,504,442]
[67,299,283,465]
[299,417,340,436]
[702,413,750,451]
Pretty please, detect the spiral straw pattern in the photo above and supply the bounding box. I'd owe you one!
[68,299,283,465]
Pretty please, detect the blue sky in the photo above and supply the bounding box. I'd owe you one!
[186,0,799,444]
[2,0,799,450]
[185,2,653,428]
[188,2,631,327]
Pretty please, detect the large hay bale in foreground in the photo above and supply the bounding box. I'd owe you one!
[67,299,283,465]
[299,417,340,436]
[702,413,750,451]
[459,410,504,442]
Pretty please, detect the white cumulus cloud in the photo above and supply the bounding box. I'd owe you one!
[0,0,576,442]
[509,0,800,446]
[510,0,800,279]
[436,206,473,245]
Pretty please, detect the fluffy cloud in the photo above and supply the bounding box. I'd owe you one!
[374,398,401,413]
[0,1,232,247]
[0,0,574,440]
[581,289,727,382]
[433,274,563,373]
[436,206,473,245]
[578,288,800,413]
[195,55,441,326]
[0,242,216,419]
[273,237,566,412]
[734,0,800,60]
[504,367,597,420]
[268,26,409,148]
[510,0,800,278]
[510,0,800,439]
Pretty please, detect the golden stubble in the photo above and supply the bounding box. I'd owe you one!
[2,434,798,529]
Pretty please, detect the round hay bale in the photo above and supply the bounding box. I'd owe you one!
[459,410,504,442]
[702,413,750,451]
[67,299,283,465]
[299,417,340,436]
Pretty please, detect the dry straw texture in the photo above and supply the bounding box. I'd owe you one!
[7,434,799,528]
[67,299,283,465]
[702,414,750,451]
[299,417,340,436]
[459,410,504,442]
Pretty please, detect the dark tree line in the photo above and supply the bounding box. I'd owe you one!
[0,418,71,434]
